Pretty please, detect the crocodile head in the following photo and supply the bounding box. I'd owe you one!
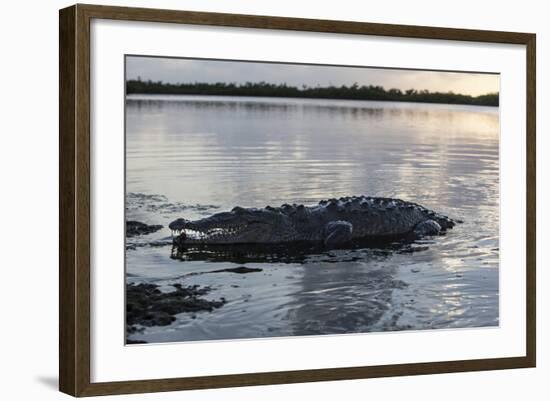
[169,206,294,244]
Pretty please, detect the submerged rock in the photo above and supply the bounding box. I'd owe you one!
[126,282,226,336]
[126,220,163,237]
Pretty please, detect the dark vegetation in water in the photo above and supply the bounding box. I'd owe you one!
[126,283,226,340]
[126,220,163,237]
[211,266,263,274]
[127,80,499,106]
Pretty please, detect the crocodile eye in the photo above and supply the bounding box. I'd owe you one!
[232,206,245,214]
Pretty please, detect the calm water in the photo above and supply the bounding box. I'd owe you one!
[125,94,499,343]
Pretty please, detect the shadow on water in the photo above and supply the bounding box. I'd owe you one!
[287,257,411,335]
[169,236,430,265]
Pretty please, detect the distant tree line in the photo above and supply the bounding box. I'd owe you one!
[126,79,499,106]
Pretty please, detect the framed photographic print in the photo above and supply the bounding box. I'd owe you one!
[59,4,536,397]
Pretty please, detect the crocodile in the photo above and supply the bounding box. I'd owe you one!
[169,196,457,248]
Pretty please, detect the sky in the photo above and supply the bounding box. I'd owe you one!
[126,56,499,96]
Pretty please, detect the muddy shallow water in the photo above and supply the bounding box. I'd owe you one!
[125,95,499,343]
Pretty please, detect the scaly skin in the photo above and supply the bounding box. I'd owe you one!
[169,196,457,247]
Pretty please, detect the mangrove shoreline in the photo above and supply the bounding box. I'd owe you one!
[126,80,499,107]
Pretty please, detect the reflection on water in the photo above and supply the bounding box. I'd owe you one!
[125,94,499,343]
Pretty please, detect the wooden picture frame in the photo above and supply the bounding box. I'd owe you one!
[59,3,536,397]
